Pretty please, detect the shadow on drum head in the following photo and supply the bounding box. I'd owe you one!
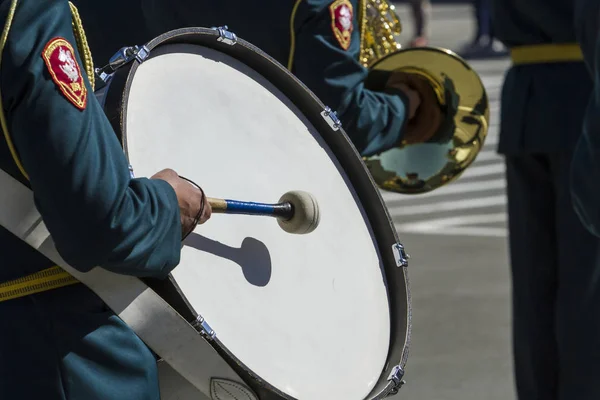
[119,34,405,399]
[184,233,272,287]
[149,43,387,288]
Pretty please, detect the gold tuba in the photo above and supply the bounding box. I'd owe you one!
[357,0,489,194]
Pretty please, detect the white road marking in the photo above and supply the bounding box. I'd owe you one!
[390,195,506,217]
[474,150,502,162]
[482,76,506,87]
[459,163,505,180]
[399,226,508,238]
[396,213,508,238]
[398,212,507,228]
[380,178,506,202]
[483,134,498,147]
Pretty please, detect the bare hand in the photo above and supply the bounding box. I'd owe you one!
[151,169,212,238]
[385,71,444,145]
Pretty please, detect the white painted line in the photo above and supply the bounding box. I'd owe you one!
[460,163,505,180]
[484,135,498,147]
[483,76,505,86]
[396,213,508,238]
[380,178,506,202]
[474,149,501,162]
[398,213,507,229]
[390,195,506,216]
[398,225,508,238]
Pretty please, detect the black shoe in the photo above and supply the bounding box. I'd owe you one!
[457,37,509,60]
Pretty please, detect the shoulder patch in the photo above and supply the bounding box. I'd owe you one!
[42,38,87,110]
[329,0,354,50]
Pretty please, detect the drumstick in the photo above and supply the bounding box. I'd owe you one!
[206,190,320,234]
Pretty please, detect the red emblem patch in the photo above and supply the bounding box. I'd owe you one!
[42,38,87,110]
[329,0,354,50]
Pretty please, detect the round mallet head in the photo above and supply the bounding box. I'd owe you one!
[277,190,320,234]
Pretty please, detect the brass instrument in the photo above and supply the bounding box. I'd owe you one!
[358,0,489,194]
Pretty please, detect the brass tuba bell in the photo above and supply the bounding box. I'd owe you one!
[358,0,489,194]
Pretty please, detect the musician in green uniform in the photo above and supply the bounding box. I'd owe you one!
[490,0,600,398]
[72,0,445,158]
[0,0,211,398]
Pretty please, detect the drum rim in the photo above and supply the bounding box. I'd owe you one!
[100,26,412,400]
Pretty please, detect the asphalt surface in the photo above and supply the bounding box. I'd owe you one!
[386,4,516,400]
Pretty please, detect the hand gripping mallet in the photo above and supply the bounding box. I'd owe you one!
[207,191,320,235]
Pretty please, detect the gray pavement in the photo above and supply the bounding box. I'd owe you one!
[386,4,516,400]
[394,4,478,50]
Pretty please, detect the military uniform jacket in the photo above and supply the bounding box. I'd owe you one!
[0,0,183,398]
[490,0,592,154]
[74,0,411,158]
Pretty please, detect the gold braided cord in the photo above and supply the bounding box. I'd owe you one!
[0,0,28,180]
[68,1,95,90]
[0,0,96,181]
[0,3,81,300]
[287,0,303,70]
[0,266,79,302]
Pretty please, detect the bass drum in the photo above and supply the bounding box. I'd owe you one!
[96,27,411,400]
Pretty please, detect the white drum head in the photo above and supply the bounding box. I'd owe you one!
[122,43,391,399]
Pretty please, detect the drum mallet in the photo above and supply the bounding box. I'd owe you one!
[206,191,320,234]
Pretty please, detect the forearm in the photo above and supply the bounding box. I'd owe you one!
[336,84,410,156]
[293,0,410,156]
[2,0,182,278]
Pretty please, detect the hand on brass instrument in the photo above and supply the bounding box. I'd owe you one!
[385,71,444,145]
[391,82,421,119]
[151,169,212,238]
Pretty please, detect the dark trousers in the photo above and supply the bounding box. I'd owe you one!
[473,0,493,39]
[505,153,600,399]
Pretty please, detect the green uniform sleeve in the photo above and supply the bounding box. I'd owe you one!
[571,0,600,237]
[1,0,182,278]
[293,0,410,157]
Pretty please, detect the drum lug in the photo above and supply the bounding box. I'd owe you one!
[392,243,409,268]
[134,46,151,63]
[192,315,216,340]
[95,45,150,83]
[386,365,406,396]
[212,25,238,46]
[321,106,341,131]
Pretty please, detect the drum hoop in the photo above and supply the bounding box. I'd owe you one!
[99,27,412,400]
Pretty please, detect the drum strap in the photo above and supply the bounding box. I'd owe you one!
[286,0,302,71]
[0,166,258,400]
[0,6,257,397]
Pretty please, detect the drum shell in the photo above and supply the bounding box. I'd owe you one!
[96,27,411,400]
